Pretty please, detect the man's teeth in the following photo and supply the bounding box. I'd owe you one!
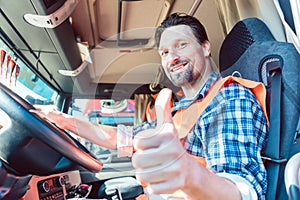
[171,63,187,72]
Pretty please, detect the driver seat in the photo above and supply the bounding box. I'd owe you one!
[219,17,300,200]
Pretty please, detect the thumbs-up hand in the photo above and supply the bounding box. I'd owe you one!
[132,88,191,195]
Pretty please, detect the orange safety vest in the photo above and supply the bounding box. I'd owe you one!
[139,76,268,199]
[146,76,268,167]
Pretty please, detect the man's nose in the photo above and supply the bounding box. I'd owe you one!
[168,51,180,65]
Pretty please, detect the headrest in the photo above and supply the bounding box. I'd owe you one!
[219,18,299,87]
[219,18,275,72]
[219,17,300,120]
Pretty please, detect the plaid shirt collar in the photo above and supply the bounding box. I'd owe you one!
[172,71,221,112]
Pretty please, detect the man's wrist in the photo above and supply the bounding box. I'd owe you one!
[61,114,75,130]
[217,172,258,200]
[116,124,134,157]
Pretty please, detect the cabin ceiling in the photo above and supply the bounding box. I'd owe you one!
[70,0,224,83]
[0,0,224,95]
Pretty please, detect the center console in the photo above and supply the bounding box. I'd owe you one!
[24,170,82,200]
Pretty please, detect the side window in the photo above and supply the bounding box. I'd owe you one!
[68,98,135,163]
[0,39,57,105]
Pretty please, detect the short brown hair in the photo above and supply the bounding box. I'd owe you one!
[155,13,209,48]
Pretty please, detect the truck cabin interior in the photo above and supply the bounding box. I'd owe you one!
[0,0,299,199]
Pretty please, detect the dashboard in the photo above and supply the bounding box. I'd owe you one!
[24,170,82,200]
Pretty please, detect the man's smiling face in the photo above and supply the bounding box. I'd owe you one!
[158,25,208,87]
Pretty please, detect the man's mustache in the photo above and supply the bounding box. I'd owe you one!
[168,59,190,69]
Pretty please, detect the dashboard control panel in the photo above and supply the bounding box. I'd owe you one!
[37,175,69,200]
[24,170,81,200]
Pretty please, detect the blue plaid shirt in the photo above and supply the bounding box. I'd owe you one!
[135,72,268,198]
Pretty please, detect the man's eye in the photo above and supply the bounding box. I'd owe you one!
[161,50,168,57]
[177,42,188,49]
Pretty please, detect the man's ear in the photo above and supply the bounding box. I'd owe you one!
[202,40,211,57]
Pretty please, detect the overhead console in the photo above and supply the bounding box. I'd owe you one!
[70,0,176,87]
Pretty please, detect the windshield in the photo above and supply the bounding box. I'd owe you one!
[1,38,134,168]
[0,39,57,105]
[68,98,134,164]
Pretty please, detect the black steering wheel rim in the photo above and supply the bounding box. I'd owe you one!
[0,82,103,173]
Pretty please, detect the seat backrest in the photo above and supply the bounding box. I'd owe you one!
[219,17,300,200]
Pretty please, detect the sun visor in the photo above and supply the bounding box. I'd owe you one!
[71,0,175,48]
[89,47,161,84]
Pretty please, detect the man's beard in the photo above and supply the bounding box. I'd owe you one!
[169,66,194,87]
[167,58,194,87]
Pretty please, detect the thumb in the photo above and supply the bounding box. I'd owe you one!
[155,88,173,127]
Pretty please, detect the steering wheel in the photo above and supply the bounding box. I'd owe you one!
[0,82,103,173]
